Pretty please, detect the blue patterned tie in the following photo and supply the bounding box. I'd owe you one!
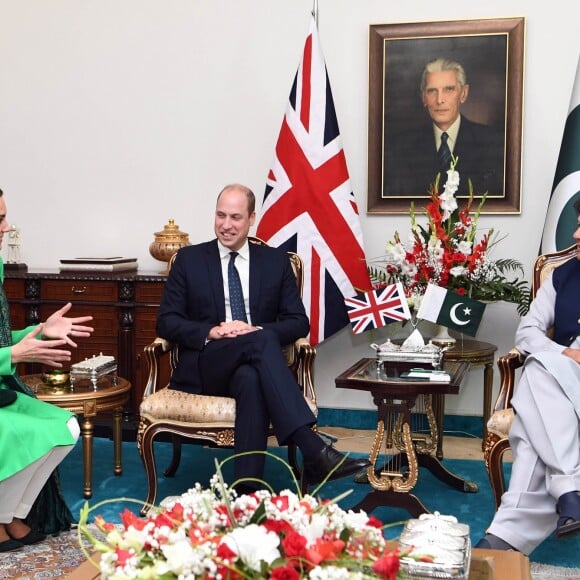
[228,252,247,322]
[438,131,452,171]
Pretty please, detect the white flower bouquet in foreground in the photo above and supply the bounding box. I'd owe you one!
[77,455,434,579]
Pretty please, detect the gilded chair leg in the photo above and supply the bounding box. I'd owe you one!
[139,427,160,516]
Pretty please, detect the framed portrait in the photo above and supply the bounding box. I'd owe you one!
[367,17,525,214]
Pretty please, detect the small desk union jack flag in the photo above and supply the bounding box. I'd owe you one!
[345,283,411,334]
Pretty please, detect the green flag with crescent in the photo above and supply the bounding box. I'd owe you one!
[417,284,487,337]
[541,56,580,253]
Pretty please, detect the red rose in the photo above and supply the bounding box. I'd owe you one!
[372,550,401,579]
[282,530,307,558]
[271,565,301,580]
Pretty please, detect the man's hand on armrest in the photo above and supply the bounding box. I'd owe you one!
[562,347,580,364]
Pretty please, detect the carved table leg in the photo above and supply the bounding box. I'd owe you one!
[81,415,94,499]
[113,406,123,476]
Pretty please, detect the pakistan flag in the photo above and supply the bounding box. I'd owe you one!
[417,284,487,337]
[541,56,580,253]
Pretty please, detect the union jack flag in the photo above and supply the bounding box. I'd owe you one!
[255,15,371,346]
[345,283,411,335]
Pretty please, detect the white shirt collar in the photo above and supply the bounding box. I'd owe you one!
[434,115,461,150]
[217,240,250,261]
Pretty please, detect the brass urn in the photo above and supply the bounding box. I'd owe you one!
[149,219,190,274]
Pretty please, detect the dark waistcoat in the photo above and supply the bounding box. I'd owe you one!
[552,257,580,346]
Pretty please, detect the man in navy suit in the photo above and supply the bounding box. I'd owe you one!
[384,57,505,197]
[157,183,369,493]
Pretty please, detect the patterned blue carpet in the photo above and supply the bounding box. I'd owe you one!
[59,437,580,568]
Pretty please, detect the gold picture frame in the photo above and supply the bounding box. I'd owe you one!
[367,17,525,214]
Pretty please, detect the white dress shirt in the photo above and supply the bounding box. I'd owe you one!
[217,240,252,324]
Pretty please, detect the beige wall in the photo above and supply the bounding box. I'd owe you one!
[1,0,578,417]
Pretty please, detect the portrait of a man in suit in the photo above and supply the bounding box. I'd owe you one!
[384,56,505,198]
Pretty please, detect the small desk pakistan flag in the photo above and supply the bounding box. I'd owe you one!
[417,284,486,337]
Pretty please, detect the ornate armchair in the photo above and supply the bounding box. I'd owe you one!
[483,244,577,508]
[136,238,317,514]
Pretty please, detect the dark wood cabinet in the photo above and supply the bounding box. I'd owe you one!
[4,269,169,417]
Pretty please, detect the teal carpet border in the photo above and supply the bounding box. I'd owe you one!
[59,436,579,569]
[317,408,483,439]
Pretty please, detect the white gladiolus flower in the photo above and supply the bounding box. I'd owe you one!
[450,266,468,277]
[456,240,473,255]
[444,169,460,192]
[385,242,406,265]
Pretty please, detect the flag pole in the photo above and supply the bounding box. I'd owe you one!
[312,0,318,27]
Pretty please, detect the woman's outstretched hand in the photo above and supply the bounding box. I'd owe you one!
[10,326,72,367]
[41,302,94,347]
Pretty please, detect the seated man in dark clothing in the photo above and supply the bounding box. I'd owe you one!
[157,183,370,493]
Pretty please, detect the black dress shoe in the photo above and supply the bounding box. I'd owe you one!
[303,445,371,485]
[232,482,267,496]
[0,538,24,552]
[10,530,47,546]
[556,491,580,538]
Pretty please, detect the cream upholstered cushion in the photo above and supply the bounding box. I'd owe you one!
[140,388,236,425]
[487,408,515,438]
[140,387,318,426]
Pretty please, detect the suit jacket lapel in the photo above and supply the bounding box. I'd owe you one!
[206,240,226,322]
[248,243,261,322]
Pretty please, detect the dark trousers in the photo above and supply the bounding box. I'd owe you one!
[199,328,316,481]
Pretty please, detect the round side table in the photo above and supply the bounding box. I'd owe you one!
[22,374,131,498]
[439,338,498,457]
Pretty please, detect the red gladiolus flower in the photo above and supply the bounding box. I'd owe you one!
[94,515,116,533]
[119,509,148,531]
[305,538,345,566]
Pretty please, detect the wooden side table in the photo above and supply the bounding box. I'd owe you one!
[22,374,131,498]
[336,357,477,517]
[438,338,498,457]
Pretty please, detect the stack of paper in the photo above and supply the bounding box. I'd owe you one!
[400,368,451,382]
[59,257,138,272]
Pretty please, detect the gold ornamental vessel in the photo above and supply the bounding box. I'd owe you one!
[149,219,190,274]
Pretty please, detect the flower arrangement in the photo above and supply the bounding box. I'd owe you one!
[77,458,434,579]
[370,161,530,315]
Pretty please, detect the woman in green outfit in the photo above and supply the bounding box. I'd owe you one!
[0,188,94,552]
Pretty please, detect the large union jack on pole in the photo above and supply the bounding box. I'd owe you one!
[256,13,371,346]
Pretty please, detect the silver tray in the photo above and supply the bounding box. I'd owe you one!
[371,340,444,367]
[398,513,471,579]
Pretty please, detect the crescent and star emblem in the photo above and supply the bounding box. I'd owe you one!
[449,303,472,326]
